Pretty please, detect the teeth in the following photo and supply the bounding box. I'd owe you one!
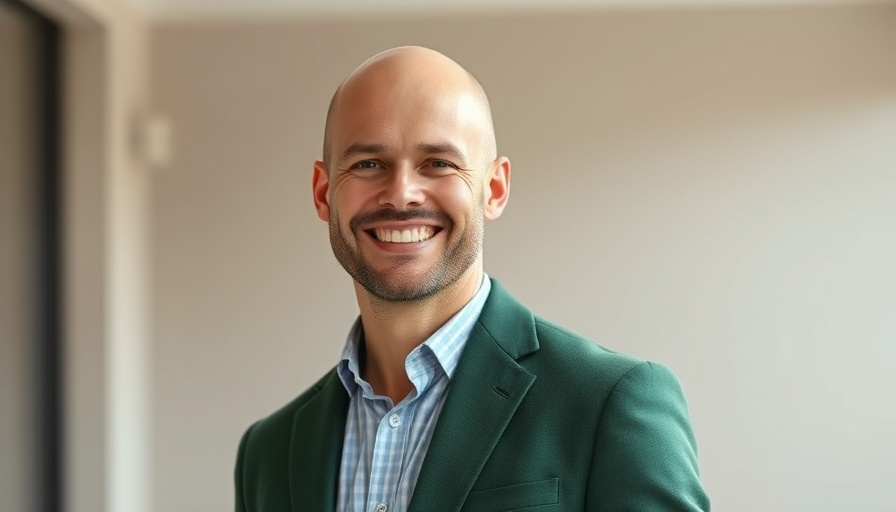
[374,226,434,243]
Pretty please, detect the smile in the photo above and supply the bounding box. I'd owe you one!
[372,226,436,243]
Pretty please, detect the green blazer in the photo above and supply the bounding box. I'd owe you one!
[235,279,710,511]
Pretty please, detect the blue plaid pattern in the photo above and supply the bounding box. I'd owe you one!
[336,276,491,512]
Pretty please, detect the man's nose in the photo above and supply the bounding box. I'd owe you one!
[378,165,426,210]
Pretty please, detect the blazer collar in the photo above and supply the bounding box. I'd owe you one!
[475,278,540,360]
[409,278,539,511]
[287,278,539,512]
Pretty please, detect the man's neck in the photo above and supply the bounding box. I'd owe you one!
[353,267,483,404]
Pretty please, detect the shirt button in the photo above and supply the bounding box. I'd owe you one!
[388,414,401,428]
[376,503,388,512]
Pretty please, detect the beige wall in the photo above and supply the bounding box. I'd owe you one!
[149,6,896,512]
[64,6,152,511]
[63,4,152,512]
[61,25,108,512]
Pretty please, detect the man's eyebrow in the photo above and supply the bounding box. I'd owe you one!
[340,143,387,162]
[417,143,469,166]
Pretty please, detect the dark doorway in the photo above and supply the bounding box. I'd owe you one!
[0,1,62,511]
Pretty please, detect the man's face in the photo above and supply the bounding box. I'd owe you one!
[314,83,494,302]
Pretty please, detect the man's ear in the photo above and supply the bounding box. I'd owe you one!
[312,160,331,222]
[484,156,511,221]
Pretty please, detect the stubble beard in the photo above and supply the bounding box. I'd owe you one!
[329,205,484,302]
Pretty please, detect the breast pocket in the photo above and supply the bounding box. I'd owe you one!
[462,477,560,511]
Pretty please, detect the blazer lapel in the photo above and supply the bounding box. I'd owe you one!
[409,280,540,512]
[289,369,349,512]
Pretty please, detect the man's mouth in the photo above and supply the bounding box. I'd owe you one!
[371,226,437,243]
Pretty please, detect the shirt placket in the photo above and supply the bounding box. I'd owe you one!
[366,398,410,512]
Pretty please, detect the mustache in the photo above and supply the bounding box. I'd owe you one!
[349,208,451,231]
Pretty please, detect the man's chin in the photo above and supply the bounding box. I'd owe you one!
[359,277,441,303]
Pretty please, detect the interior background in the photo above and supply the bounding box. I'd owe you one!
[149,6,896,512]
[5,1,894,512]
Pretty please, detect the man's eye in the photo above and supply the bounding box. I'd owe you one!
[430,160,455,169]
[351,161,381,170]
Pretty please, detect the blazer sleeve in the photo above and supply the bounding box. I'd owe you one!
[587,361,710,511]
[234,422,255,512]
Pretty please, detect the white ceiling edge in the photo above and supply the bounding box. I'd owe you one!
[135,0,896,22]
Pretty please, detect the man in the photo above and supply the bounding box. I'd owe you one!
[235,46,709,512]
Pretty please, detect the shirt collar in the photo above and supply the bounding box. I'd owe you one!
[337,274,491,396]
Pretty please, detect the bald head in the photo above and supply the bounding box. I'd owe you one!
[322,46,496,170]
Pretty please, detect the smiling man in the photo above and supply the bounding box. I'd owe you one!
[234,46,710,512]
